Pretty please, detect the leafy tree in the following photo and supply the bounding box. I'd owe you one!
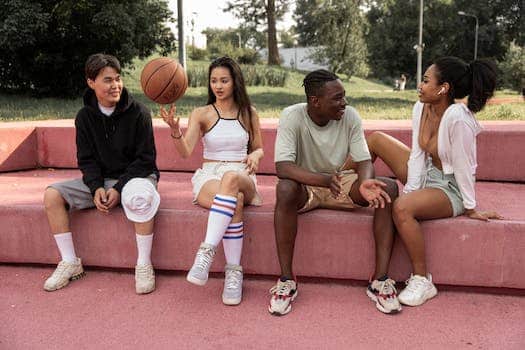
[366,0,522,83]
[224,0,290,65]
[498,42,525,92]
[309,0,369,78]
[293,0,322,46]
[0,0,175,97]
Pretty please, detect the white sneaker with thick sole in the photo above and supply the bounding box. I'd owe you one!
[398,273,438,306]
[222,264,243,305]
[43,258,85,291]
[366,277,402,314]
[186,242,216,286]
[135,264,155,294]
[268,279,298,316]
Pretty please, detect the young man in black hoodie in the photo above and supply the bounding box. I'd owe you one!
[43,54,160,294]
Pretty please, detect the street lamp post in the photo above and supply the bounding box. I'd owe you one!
[415,0,425,86]
[458,11,479,60]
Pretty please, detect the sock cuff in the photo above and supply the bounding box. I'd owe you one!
[223,233,244,239]
[54,232,72,238]
[214,194,237,205]
[227,222,243,229]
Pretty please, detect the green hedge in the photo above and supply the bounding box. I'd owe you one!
[187,65,288,87]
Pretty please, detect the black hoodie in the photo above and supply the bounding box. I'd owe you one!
[75,87,159,195]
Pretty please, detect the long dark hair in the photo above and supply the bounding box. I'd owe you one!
[433,56,497,113]
[207,56,254,148]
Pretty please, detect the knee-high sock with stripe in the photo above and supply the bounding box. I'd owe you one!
[204,194,237,247]
[223,222,244,265]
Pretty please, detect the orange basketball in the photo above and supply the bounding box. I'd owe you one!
[140,57,188,104]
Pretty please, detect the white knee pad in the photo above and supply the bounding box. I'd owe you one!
[121,178,160,223]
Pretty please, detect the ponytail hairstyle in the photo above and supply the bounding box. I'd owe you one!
[433,56,497,113]
[207,56,255,150]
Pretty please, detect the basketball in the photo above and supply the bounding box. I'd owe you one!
[140,57,188,104]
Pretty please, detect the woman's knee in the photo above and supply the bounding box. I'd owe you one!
[392,197,414,225]
[220,171,240,191]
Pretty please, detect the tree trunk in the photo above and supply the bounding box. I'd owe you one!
[266,0,280,65]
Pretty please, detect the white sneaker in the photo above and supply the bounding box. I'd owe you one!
[366,277,402,314]
[222,264,243,305]
[186,242,216,286]
[135,264,155,294]
[43,258,85,291]
[268,278,298,316]
[398,273,438,306]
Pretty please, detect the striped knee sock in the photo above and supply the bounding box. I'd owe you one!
[223,222,244,265]
[204,194,237,247]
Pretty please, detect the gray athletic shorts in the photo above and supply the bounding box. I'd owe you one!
[48,175,157,211]
[424,165,465,217]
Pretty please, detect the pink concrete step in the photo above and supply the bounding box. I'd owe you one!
[1,169,524,289]
[2,264,524,349]
[2,119,525,181]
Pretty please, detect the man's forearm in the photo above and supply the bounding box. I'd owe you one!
[276,162,329,187]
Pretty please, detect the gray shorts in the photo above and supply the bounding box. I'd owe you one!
[48,175,157,211]
[424,165,465,217]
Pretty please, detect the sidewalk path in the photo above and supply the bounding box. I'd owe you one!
[1,265,524,349]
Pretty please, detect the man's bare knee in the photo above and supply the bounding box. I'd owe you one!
[43,188,66,211]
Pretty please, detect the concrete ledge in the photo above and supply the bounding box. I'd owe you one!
[1,169,524,289]
[2,120,525,181]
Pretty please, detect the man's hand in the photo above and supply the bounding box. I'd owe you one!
[105,188,120,210]
[465,209,503,221]
[359,179,391,208]
[93,187,109,213]
[327,173,342,197]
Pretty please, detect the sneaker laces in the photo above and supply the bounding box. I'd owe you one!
[136,265,152,278]
[50,261,69,278]
[195,247,214,271]
[269,280,294,296]
[404,275,426,293]
[224,269,242,290]
[380,278,397,297]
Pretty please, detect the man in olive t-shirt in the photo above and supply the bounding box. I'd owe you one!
[268,69,401,316]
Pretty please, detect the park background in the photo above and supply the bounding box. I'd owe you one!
[0,0,523,122]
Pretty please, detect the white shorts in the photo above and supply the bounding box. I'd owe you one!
[191,162,262,206]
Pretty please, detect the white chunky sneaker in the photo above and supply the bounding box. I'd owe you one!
[398,273,438,306]
[366,277,402,314]
[43,258,85,291]
[135,264,155,294]
[186,242,216,286]
[268,278,298,316]
[222,264,243,305]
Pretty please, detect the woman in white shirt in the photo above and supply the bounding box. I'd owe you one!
[161,57,264,306]
[362,56,502,306]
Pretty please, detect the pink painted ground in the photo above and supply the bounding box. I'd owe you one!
[1,265,524,349]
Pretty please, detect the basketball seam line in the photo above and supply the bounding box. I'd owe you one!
[143,59,175,100]
[153,64,180,102]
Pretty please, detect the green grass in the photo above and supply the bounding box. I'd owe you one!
[0,56,523,121]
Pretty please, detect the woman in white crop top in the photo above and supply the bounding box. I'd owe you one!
[352,57,502,307]
[161,57,263,306]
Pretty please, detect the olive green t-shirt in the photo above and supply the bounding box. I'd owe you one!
[274,103,371,174]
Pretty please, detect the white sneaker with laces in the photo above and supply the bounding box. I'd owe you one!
[135,264,155,294]
[366,277,402,314]
[186,242,216,286]
[268,278,298,316]
[222,264,243,305]
[43,258,85,291]
[398,273,438,306]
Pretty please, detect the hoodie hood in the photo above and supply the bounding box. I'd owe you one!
[82,87,133,117]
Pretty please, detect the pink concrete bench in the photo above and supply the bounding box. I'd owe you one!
[1,120,524,289]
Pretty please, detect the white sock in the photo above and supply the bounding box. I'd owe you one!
[136,233,154,266]
[204,194,237,247]
[53,232,77,263]
[223,222,244,266]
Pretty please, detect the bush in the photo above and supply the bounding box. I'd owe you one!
[187,64,288,88]
[498,42,525,93]
[188,47,208,61]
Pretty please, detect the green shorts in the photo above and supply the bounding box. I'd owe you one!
[424,165,465,217]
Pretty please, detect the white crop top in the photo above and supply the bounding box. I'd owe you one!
[202,105,249,161]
